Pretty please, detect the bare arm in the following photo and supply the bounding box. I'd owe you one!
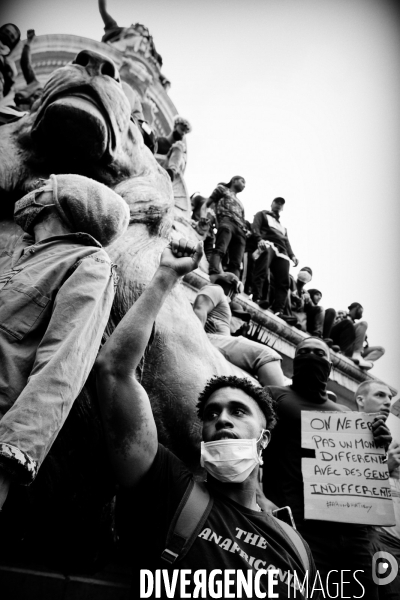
[193,294,215,328]
[95,239,203,488]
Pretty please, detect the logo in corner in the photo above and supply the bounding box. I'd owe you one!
[372,551,398,586]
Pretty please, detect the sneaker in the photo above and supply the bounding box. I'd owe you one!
[351,354,374,370]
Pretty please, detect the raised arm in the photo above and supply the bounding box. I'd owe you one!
[20,30,38,85]
[95,239,203,488]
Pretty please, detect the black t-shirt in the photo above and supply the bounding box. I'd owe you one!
[119,444,317,599]
[263,386,347,523]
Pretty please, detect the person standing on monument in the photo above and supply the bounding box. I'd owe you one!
[207,176,248,279]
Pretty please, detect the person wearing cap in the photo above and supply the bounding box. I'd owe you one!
[251,198,298,316]
[155,115,192,180]
[330,302,385,369]
[284,268,325,337]
[0,174,130,510]
[207,176,249,279]
[193,272,284,386]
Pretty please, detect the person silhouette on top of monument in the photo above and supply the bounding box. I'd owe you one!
[98,0,163,67]
[0,174,129,511]
[0,23,21,100]
[155,115,192,180]
[13,30,43,112]
[251,197,298,317]
[207,176,249,279]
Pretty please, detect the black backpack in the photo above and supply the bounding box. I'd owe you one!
[160,480,310,572]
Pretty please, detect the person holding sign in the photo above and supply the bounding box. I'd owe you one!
[263,337,391,599]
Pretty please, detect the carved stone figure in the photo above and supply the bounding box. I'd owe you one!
[0,48,252,569]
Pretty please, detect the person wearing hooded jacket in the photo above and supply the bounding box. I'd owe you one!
[0,173,130,510]
[263,337,392,599]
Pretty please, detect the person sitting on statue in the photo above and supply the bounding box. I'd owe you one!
[193,272,284,387]
[190,191,216,261]
[0,174,130,511]
[13,30,43,112]
[251,197,298,316]
[156,115,192,181]
[0,23,21,100]
[283,267,325,337]
[207,176,249,279]
[330,302,385,369]
[98,0,163,67]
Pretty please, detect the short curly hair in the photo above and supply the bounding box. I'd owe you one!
[196,375,276,430]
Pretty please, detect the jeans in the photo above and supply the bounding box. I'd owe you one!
[208,217,246,278]
[252,247,290,313]
[0,233,115,483]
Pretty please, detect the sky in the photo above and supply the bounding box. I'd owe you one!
[1,0,400,391]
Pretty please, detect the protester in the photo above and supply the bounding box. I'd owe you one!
[193,272,284,386]
[207,176,248,279]
[190,191,216,260]
[95,238,317,599]
[0,174,129,510]
[331,302,385,369]
[156,115,192,180]
[0,23,20,100]
[251,197,298,316]
[13,29,43,111]
[283,268,324,336]
[263,337,391,598]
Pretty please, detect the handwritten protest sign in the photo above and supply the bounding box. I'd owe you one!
[302,411,395,525]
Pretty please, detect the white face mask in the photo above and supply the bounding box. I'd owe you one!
[200,430,269,483]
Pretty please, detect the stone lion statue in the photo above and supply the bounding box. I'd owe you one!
[0,49,249,570]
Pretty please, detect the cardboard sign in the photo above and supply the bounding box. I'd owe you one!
[301,411,395,525]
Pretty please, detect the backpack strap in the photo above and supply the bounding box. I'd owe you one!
[161,480,214,564]
[272,516,310,573]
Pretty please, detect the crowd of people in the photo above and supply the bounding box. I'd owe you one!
[0,6,398,600]
[190,179,385,372]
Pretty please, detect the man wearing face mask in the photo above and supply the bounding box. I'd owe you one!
[96,239,317,599]
[0,174,129,510]
[263,337,391,599]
